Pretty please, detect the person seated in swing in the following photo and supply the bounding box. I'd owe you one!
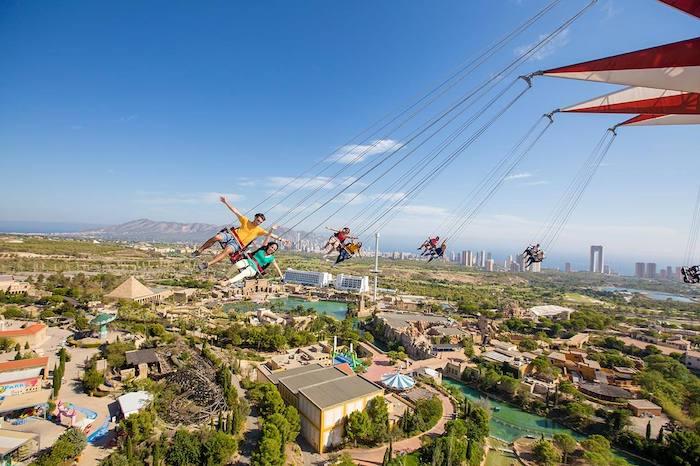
[223,227,283,286]
[523,243,544,268]
[322,227,356,258]
[428,240,447,262]
[418,236,440,255]
[682,266,700,284]
[193,196,287,270]
[334,241,362,265]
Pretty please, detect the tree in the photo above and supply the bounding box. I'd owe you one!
[82,367,104,395]
[564,401,594,428]
[463,406,490,441]
[249,382,285,417]
[604,409,631,440]
[553,432,577,464]
[200,431,238,466]
[166,429,202,466]
[284,406,301,443]
[581,435,628,466]
[252,423,284,466]
[646,420,652,441]
[119,409,154,445]
[335,452,357,466]
[533,439,562,466]
[346,411,371,446]
[665,431,700,466]
[32,428,87,466]
[52,364,61,397]
[366,397,390,443]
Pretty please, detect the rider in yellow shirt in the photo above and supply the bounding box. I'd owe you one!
[193,196,287,270]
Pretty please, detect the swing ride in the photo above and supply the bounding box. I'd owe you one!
[192,0,700,285]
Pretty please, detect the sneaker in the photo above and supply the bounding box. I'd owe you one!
[190,250,201,258]
[198,262,208,271]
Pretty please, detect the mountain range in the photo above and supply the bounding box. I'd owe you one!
[77,218,324,244]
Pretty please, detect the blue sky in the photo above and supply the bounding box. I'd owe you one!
[1,0,698,269]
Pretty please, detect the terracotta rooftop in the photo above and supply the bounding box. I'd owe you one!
[0,357,48,373]
[0,323,46,337]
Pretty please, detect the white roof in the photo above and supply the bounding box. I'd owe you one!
[118,390,152,416]
[529,305,575,317]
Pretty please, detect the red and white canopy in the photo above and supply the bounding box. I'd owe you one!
[542,37,700,93]
[659,0,700,18]
[619,113,700,126]
[542,0,700,126]
[561,87,700,114]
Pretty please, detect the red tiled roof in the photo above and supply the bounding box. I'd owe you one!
[0,323,46,337]
[334,362,354,376]
[0,357,48,373]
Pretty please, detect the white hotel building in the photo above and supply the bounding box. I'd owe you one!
[284,269,333,287]
[335,274,370,293]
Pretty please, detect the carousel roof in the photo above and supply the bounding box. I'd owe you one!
[380,371,415,391]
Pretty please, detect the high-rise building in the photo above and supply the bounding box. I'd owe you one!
[675,266,682,281]
[510,261,521,273]
[486,259,495,272]
[564,262,572,273]
[603,265,611,274]
[589,245,604,273]
[460,251,468,266]
[646,263,657,279]
[480,250,486,268]
[529,262,541,273]
[660,269,667,279]
[666,266,673,279]
[635,262,646,278]
[486,252,492,262]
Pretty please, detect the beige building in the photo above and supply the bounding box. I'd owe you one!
[105,276,172,304]
[260,364,383,453]
[0,276,31,295]
[0,322,47,349]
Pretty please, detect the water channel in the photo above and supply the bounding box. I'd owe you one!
[443,379,653,466]
[599,286,696,303]
[223,297,348,320]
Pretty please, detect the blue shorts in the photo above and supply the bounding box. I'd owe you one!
[218,230,242,252]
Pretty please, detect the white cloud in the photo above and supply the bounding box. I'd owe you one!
[523,180,549,186]
[373,192,406,202]
[601,0,621,21]
[136,192,241,205]
[400,204,450,217]
[330,139,399,164]
[331,192,367,205]
[268,176,334,190]
[505,172,532,181]
[514,28,570,62]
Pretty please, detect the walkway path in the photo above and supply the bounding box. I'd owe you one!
[343,388,454,465]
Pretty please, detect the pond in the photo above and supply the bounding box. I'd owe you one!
[223,297,349,320]
[443,379,653,466]
[599,286,696,303]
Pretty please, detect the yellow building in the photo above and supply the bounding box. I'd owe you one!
[268,364,383,453]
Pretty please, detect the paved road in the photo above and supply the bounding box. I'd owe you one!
[233,373,260,466]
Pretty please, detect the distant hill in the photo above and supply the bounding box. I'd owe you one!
[78,218,326,244]
[80,218,221,242]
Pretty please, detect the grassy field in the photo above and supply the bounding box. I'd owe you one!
[0,235,149,257]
